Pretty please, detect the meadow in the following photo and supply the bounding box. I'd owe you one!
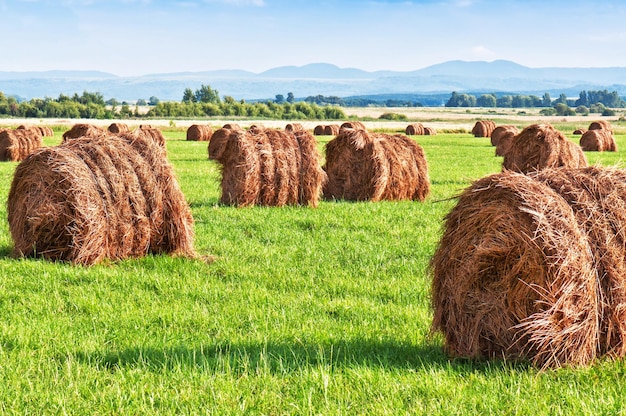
[0,117,625,414]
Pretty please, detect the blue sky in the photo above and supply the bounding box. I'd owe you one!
[1,0,626,76]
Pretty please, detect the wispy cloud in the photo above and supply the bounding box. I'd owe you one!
[470,45,496,60]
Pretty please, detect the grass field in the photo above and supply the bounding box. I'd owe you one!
[1,120,626,414]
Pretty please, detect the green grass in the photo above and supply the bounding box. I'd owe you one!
[0,130,625,414]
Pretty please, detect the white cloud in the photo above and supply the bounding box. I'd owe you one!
[470,45,496,59]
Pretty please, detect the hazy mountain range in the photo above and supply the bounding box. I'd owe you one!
[2,60,626,103]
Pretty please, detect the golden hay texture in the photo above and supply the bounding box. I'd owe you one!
[108,122,130,134]
[580,129,617,152]
[471,120,496,137]
[340,121,366,131]
[313,125,326,135]
[431,166,626,368]
[502,124,587,173]
[186,124,213,141]
[423,126,437,136]
[285,123,305,132]
[0,129,43,162]
[589,120,613,133]
[7,133,194,265]
[323,124,340,135]
[135,126,166,147]
[323,128,430,202]
[490,125,519,147]
[573,128,587,135]
[208,127,326,207]
[62,124,105,142]
[405,123,425,135]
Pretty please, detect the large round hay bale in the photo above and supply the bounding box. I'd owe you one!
[580,129,617,152]
[7,133,194,265]
[431,167,626,368]
[471,120,496,137]
[573,128,586,135]
[285,123,304,132]
[324,124,340,135]
[502,124,587,173]
[323,128,429,202]
[0,129,43,162]
[292,129,327,208]
[405,123,424,135]
[108,122,130,134]
[186,124,213,141]
[313,125,326,136]
[423,126,437,136]
[589,120,613,133]
[490,125,519,147]
[135,126,166,147]
[340,121,366,131]
[62,124,105,142]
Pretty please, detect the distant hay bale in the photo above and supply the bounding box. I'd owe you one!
[222,123,241,130]
[589,120,613,133]
[323,128,430,202]
[502,124,587,173]
[423,126,437,136]
[285,123,305,132]
[0,129,43,162]
[573,128,587,135]
[208,127,326,207]
[340,121,366,131]
[324,124,340,135]
[135,126,166,147]
[471,120,496,137]
[314,125,326,135]
[108,122,130,134]
[186,124,213,141]
[62,124,105,142]
[431,166,626,368]
[7,133,194,265]
[580,129,617,152]
[405,123,424,135]
[490,125,519,147]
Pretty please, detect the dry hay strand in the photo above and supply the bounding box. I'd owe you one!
[313,125,326,135]
[340,121,366,131]
[491,125,519,147]
[135,126,166,147]
[502,124,587,174]
[208,128,261,206]
[432,166,626,367]
[108,122,130,134]
[423,126,437,136]
[285,123,305,132]
[62,123,105,142]
[0,129,43,162]
[405,123,424,135]
[471,120,496,137]
[248,124,266,135]
[263,129,301,206]
[573,128,587,135]
[292,129,327,207]
[431,170,600,368]
[323,129,429,202]
[324,124,340,135]
[222,123,241,130]
[580,129,617,152]
[186,124,213,141]
[589,120,613,133]
[7,133,194,265]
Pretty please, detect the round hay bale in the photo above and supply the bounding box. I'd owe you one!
[0,129,43,162]
[471,120,496,137]
[589,120,613,133]
[313,125,326,135]
[495,133,516,157]
[573,128,587,135]
[490,125,519,147]
[423,126,437,136]
[222,123,241,130]
[285,123,304,132]
[108,122,130,134]
[7,133,194,265]
[186,124,213,141]
[292,129,327,207]
[580,129,617,152]
[340,121,366,131]
[502,124,587,173]
[405,123,424,135]
[324,124,340,135]
[62,124,105,142]
[323,129,429,202]
[135,126,166,147]
[431,170,600,368]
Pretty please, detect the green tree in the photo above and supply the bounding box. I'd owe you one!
[194,84,220,104]
[542,92,552,107]
[149,96,160,106]
[287,92,295,103]
[275,94,285,104]
[477,94,496,107]
[182,88,196,103]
